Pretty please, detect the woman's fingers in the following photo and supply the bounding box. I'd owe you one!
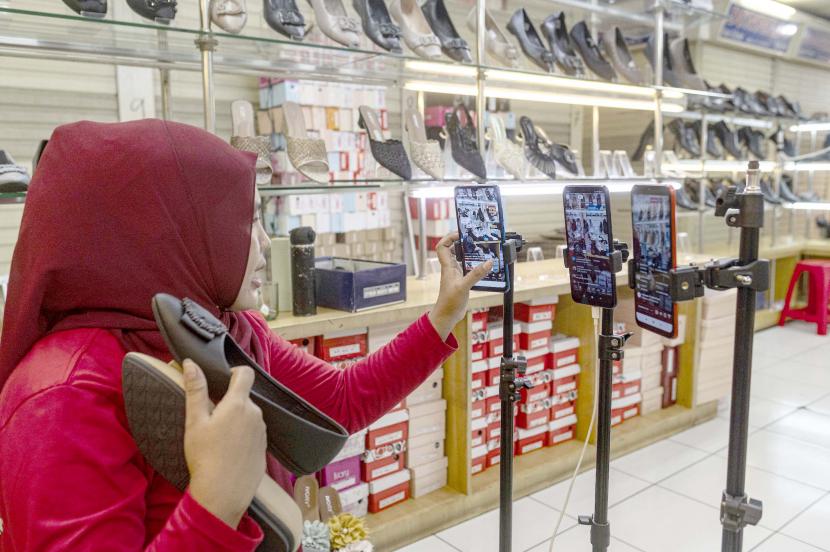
[461,260,493,290]
[183,359,210,428]
[226,365,255,403]
[435,232,460,268]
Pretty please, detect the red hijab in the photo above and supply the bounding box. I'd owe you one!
[0,119,262,390]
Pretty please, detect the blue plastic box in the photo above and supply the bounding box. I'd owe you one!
[314,257,407,312]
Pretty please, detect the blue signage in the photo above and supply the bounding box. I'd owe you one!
[799,27,830,63]
[720,3,794,53]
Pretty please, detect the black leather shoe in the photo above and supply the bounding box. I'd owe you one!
[570,21,616,81]
[685,180,716,208]
[645,33,682,88]
[778,95,800,119]
[668,119,701,157]
[422,0,471,62]
[779,177,801,203]
[717,83,736,111]
[446,104,486,181]
[676,183,700,210]
[127,0,176,22]
[62,0,107,16]
[713,121,743,159]
[669,37,705,90]
[691,121,722,158]
[152,294,349,476]
[632,120,655,162]
[738,127,766,159]
[734,87,767,116]
[358,106,412,180]
[540,13,583,76]
[769,126,796,157]
[264,0,307,40]
[601,27,643,84]
[519,116,556,178]
[552,143,580,176]
[702,81,727,113]
[756,91,782,117]
[507,9,555,72]
[353,0,402,53]
[760,177,782,204]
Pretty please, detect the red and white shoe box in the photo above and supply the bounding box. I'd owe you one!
[522,346,551,375]
[288,337,315,355]
[471,388,486,419]
[408,197,451,220]
[368,469,411,513]
[515,297,557,324]
[341,481,370,518]
[519,371,552,404]
[407,429,445,468]
[472,444,488,475]
[472,308,489,334]
[549,390,577,420]
[545,413,577,446]
[472,359,488,391]
[517,398,550,430]
[661,346,679,408]
[472,416,488,448]
[519,319,554,351]
[410,456,448,498]
[404,368,444,407]
[366,409,409,449]
[550,364,580,395]
[550,335,580,369]
[408,399,446,441]
[486,357,501,387]
[361,442,406,482]
[611,393,642,426]
[488,320,521,357]
[316,328,368,362]
[515,425,547,455]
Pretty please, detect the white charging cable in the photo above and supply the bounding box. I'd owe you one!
[548,306,602,552]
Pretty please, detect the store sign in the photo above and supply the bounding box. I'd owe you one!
[798,27,830,63]
[720,3,794,53]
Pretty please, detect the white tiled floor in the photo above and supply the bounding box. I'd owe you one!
[397,322,830,551]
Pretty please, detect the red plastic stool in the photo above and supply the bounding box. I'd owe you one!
[778,259,830,335]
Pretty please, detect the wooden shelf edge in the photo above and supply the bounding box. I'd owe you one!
[365,401,718,550]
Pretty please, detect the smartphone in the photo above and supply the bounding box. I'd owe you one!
[454,185,509,293]
[630,184,678,338]
[562,185,616,308]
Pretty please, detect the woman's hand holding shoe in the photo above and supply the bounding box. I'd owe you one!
[429,232,493,341]
[182,360,267,529]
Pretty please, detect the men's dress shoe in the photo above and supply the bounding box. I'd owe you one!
[467,8,520,68]
[738,127,766,159]
[756,91,782,117]
[712,121,743,159]
[632,120,655,162]
[702,81,727,113]
[668,119,701,157]
[676,184,700,211]
[390,0,441,59]
[691,120,722,158]
[540,13,583,76]
[716,83,736,111]
[62,0,107,16]
[779,177,801,203]
[122,353,303,552]
[421,0,471,63]
[760,177,782,204]
[733,87,766,116]
[264,0,307,40]
[507,8,555,72]
[645,33,682,88]
[353,0,402,53]
[570,21,616,81]
[309,0,361,48]
[151,294,349,476]
[768,127,796,158]
[127,0,177,22]
[601,27,643,84]
[685,180,715,208]
[211,0,248,34]
[777,95,800,119]
[669,37,706,90]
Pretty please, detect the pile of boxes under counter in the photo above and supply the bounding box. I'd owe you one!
[471,296,581,475]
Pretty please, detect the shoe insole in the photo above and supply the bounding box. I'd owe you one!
[359,106,385,143]
[281,101,309,139]
[318,486,342,522]
[293,474,320,522]
[405,108,428,143]
[232,99,256,138]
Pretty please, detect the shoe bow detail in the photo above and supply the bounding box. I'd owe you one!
[338,16,360,32]
[181,298,227,340]
[379,22,401,38]
[413,34,441,48]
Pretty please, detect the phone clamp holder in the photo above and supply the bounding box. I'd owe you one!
[721,491,763,534]
[626,258,770,298]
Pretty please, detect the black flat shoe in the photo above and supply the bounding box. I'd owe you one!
[712,121,743,159]
[702,81,727,113]
[518,116,556,178]
[264,0,307,40]
[632,120,655,162]
[779,177,801,203]
[734,87,766,116]
[122,353,303,552]
[601,27,643,84]
[126,0,176,22]
[668,119,701,157]
[445,104,486,181]
[151,294,349,476]
[62,0,107,17]
[540,13,583,76]
[507,8,555,72]
[676,184,699,211]
[422,0,471,62]
[691,120,722,158]
[359,106,412,180]
[570,21,616,81]
[353,0,402,53]
[738,127,766,159]
[760,177,782,204]
[645,32,682,88]
[717,83,736,111]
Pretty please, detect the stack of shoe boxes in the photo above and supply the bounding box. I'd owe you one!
[546,332,580,446]
[408,197,455,264]
[695,289,737,405]
[660,314,686,409]
[611,340,643,427]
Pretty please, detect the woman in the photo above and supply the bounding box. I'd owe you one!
[0,119,491,551]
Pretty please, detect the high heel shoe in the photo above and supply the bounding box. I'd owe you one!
[421,0,472,63]
[570,21,616,81]
[62,0,107,17]
[669,37,706,90]
[230,100,273,186]
[487,114,525,179]
[390,0,442,60]
[645,33,682,88]
[353,0,402,53]
[126,0,176,22]
[540,12,583,76]
[211,0,248,34]
[467,8,520,68]
[308,0,360,48]
[507,9,555,72]
[404,108,443,180]
[282,101,330,184]
[359,106,412,180]
[264,0,307,40]
[601,27,644,85]
[444,104,486,181]
[518,116,556,179]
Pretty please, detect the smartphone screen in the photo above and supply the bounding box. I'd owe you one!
[454,185,509,292]
[563,186,616,308]
[631,184,677,338]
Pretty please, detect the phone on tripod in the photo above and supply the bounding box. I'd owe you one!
[630,184,678,338]
[454,185,509,292]
[563,185,617,308]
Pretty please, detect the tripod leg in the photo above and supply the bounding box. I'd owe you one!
[592,308,614,552]
[499,263,517,552]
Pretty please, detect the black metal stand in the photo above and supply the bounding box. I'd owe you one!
[626,161,769,552]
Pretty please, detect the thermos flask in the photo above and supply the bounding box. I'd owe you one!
[289,226,317,316]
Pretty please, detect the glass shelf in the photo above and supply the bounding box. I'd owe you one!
[550,0,726,32]
[667,110,778,130]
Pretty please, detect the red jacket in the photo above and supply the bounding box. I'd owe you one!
[0,312,456,551]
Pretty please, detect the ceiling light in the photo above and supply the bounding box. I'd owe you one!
[783,161,830,171]
[782,202,830,211]
[663,159,776,173]
[408,179,681,198]
[404,60,478,78]
[737,0,796,20]
[485,69,657,98]
[778,23,799,36]
[789,122,830,132]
